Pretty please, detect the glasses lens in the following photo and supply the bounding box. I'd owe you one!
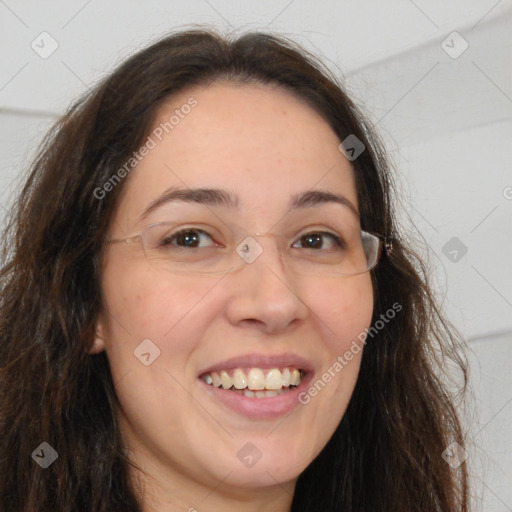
[287,230,380,277]
[361,231,381,271]
[140,223,233,274]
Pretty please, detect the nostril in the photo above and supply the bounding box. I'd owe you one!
[241,318,265,327]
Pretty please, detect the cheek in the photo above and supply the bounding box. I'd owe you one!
[98,268,228,453]
[101,256,214,336]
[307,274,374,348]
[99,259,227,383]
[300,276,373,413]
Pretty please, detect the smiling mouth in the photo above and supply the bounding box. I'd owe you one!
[200,367,305,398]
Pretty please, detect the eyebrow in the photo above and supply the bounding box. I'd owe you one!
[291,190,359,216]
[139,186,359,221]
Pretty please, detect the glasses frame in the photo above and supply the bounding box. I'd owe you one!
[105,223,392,277]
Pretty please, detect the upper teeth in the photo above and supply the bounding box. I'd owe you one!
[201,367,302,390]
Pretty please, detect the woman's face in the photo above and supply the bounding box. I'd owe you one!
[95,82,374,504]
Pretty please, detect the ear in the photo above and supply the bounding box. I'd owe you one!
[89,315,107,354]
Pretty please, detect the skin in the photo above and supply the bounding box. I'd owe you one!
[92,81,374,512]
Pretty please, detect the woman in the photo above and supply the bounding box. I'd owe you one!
[0,28,468,511]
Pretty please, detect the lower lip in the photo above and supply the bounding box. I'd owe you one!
[199,373,313,419]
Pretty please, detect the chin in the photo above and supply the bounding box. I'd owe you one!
[201,443,313,490]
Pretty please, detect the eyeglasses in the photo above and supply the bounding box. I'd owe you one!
[106,221,390,277]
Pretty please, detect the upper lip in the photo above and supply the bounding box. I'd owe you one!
[198,352,314,376]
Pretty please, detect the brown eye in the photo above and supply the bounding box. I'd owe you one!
[294,232,343,250]
[163,229,214,248]
[301,234,322,249]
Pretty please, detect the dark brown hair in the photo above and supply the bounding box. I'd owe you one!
[0,27,468,511]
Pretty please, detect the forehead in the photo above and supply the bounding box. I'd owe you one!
[114,82,357,226]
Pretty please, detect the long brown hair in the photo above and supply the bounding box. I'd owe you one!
[0,27,468,511]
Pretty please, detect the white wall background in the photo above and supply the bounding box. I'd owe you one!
[1,1,511,509]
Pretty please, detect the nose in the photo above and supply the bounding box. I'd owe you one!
[224,236,309,334]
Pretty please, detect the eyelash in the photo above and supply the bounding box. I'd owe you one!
[162,228,345,250]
